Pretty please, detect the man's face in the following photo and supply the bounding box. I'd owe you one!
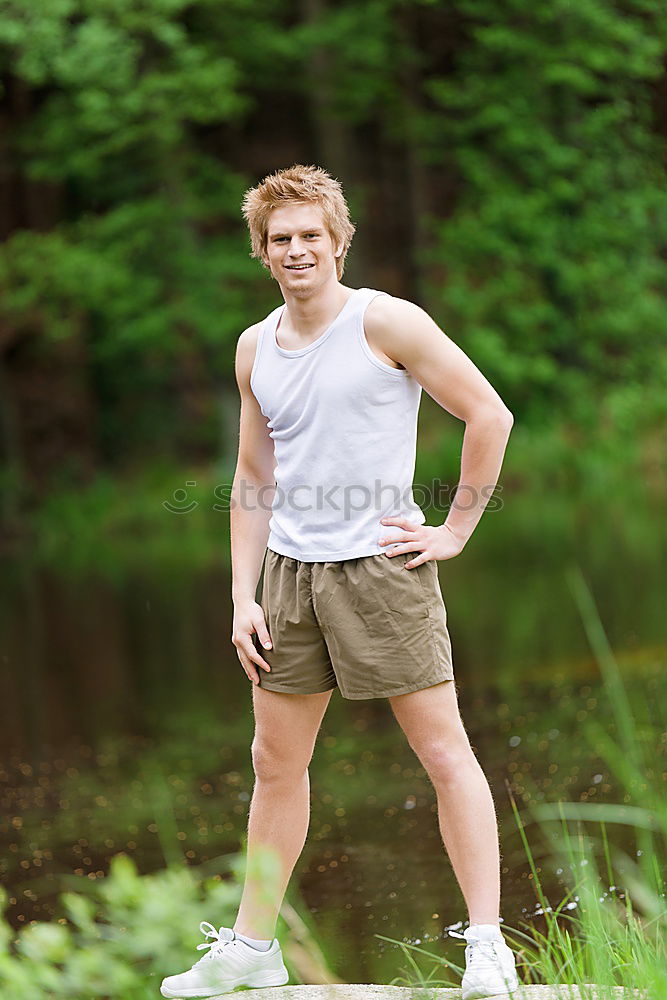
[262,203,343,293]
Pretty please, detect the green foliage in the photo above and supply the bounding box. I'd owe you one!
[0,853,243,1000]
[22,461,229,572]
[425,0,667,425]
[506,568,667,992]
[1,0,667,493]
[2,0,248,174]
[0,0,269,472]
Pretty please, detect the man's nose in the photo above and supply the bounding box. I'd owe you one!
[287,239,305,256]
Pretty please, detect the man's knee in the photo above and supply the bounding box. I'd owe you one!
[251,737,312,781]
[417,739,477,785]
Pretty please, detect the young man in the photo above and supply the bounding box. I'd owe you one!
[160,165,519,1000]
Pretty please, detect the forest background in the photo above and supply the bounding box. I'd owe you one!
[0,0,666,542]
[1,2,667,994]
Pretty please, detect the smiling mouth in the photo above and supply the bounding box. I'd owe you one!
[285,264,314,270]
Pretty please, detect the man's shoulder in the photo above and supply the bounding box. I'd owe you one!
[364,292,426,337]
[235,321,265,384]
[237,320,263,348]
[235,322,260,362]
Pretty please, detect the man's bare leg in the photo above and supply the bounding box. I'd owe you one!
[233,686,333,940]
[388,680,501,926]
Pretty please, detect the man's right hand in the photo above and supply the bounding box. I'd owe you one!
[231,601,273,685]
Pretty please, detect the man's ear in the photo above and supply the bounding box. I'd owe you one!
[334,242,344,258]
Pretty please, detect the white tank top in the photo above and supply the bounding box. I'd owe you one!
[250,286,426,561]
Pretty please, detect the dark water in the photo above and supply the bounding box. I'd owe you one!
[1,503,666,984]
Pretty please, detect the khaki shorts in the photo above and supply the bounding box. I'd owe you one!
[258,547,454,700]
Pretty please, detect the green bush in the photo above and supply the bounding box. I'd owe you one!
[0,853,243,1000]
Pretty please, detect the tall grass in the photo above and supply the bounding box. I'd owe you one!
[378,567,666,999]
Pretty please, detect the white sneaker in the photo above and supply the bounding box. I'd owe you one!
[449,924,520,999]
[160,922,289,998]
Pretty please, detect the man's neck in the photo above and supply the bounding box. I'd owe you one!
[279,280,354,338]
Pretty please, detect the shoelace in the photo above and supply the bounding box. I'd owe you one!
[448,929,505,973]
[193,921,236,965]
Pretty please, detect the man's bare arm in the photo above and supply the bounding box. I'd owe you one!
[366,296,514,550]
[230,323,276,683]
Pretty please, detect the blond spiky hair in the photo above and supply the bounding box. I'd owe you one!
[241,164,356,280]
